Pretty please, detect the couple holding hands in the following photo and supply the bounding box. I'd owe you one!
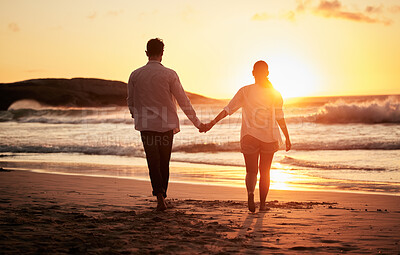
[127,38,291,212]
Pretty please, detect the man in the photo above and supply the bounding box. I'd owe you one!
[127,38,204,211]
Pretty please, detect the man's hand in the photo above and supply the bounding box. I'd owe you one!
[285,139,292,152]
[198,123,207,133]
[199,122,214,133]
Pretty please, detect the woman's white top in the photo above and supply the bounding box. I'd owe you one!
[224,81,284,148]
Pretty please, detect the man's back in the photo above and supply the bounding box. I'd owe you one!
[127,60,201,133]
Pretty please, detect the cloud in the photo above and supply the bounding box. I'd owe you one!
[8,23,20,32]
[87,12,97,20]
[251,13,271,21]
[313,0,391,25]
[388,5,400,13]
[252,11,296,22]
[106,10,124,17]
[316,0,340,11]
[314,0,392,25]
[296,0,313,13]
[253,0,393,25]
[181,5,196,22]
[283,11,296,22]
[365,5,383,14]
[87,10,123,20]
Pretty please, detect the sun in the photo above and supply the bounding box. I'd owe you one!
[231,53,320,99]
[267,54,320,98]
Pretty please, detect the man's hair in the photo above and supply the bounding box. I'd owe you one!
[253,60,269,77]
[146,38,164,56]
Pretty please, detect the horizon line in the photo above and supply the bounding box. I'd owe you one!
[1,76,400,101]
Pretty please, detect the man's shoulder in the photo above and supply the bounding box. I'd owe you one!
[128,66,144,82]
[132,64,148,74]
[160,65,178,76]
[133,63,177,75]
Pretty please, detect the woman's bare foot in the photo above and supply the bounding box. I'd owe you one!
[259,204,270,212]
[248,193,256,212]
[156,193,167,211]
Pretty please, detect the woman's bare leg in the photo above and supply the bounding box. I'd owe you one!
[243,153,259,212]
[259,152,274,211]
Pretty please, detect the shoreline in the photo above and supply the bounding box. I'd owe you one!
[2,168,400,211]
[3,161,400,197]
[1,169,399,253]
[9,168,400,204]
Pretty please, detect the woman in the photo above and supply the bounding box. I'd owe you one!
[203,60,291,212]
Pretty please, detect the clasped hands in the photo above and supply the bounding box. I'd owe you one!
[198,121,214,133]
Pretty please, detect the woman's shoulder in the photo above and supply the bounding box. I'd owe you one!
[240,84,282,99]
[242,84,255,89]
[235,84,254,95]
[271,87,282,97]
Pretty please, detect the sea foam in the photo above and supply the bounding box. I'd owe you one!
[309,97,400,124]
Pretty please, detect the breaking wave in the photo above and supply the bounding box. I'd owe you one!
[172,142,240,153]
[0,145,144,157]
[3,96,400,125]
[281,156,387,171]
[173,140,400,153]
[0,108,133,124]
[1,139,399,161]
[295,97,400,124]
[292,141,400,151]
[173,141,400,152]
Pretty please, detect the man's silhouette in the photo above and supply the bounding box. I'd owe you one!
[127,38,204,211]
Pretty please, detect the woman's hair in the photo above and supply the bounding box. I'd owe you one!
[146,38,164,56]
[253,61,269,78]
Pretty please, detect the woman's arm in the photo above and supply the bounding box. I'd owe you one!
[277,118,291,151]
[200,88,244,133]
[211,110,228,126]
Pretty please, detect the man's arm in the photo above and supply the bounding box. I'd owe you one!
[170,72,202,129]
[126,74,135,118]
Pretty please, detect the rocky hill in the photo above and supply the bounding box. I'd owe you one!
[0,78,221,110]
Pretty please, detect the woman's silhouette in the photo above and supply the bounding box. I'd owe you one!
[202,61,291,212]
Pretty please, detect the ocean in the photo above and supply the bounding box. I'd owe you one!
[1,95,399,196]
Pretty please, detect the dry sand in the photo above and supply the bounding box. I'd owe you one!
[0,169,399,254]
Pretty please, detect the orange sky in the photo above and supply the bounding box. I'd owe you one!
[1,0,400,99]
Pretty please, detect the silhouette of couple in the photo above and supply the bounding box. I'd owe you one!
[127,38,291,212]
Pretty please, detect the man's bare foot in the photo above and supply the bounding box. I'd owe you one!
[248,193,256,213]
[156,193,167,211]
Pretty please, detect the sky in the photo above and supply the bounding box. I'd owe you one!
[1,0,400,99]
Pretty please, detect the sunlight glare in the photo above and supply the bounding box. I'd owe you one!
[267,54,319,98]
[270,163,295,191]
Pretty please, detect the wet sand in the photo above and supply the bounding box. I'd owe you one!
[0,169,399,254]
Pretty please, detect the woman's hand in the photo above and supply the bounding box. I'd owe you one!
[199,122,214,133]
[205,122,214,132]
[200,110,228,133]
[285,139,292,152]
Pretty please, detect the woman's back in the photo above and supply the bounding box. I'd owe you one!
[224,81,284,145]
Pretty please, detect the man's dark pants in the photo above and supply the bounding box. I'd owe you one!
[140,130,174,198]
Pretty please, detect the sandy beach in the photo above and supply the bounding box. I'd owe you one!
[0,169,399,254]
